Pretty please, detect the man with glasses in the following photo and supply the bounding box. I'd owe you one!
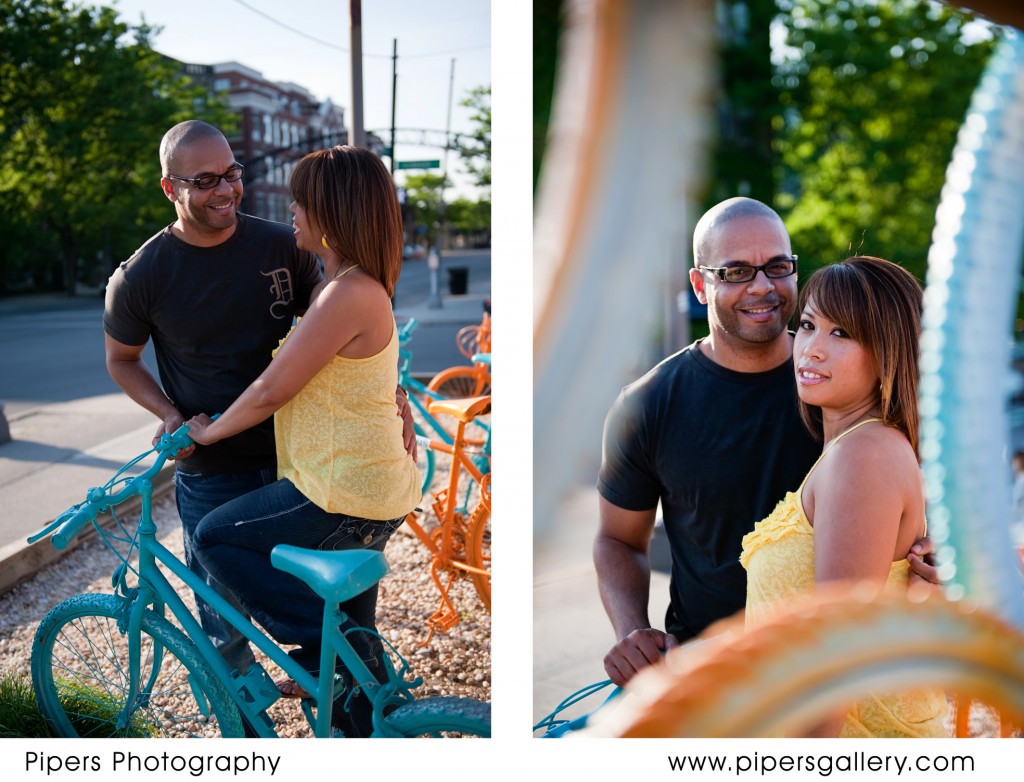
[102,120,323,678]
[595,197,935,686]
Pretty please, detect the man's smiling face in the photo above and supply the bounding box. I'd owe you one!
[162,135,242,244]
[694,214,797,347]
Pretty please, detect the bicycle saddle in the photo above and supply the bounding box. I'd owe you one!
[428,395,491,423]
[270,546,389,604]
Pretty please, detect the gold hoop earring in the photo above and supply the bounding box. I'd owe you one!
[321,234,330,249]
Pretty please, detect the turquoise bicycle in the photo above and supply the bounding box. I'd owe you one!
[27,424,490,738]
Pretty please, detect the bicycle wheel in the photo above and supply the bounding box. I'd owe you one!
[32,593,244,738]
[414,422,436,496]
[456,324,486,359]
[426,366,490,400]
[585,588,1024,738]
[466,477,491,610]
[383,696,491,737]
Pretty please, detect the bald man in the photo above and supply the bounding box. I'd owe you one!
[104,120,323,675]
[595,197,937,686]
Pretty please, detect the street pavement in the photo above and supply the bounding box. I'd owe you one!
[0,249,490,595]
[533,486,671,730]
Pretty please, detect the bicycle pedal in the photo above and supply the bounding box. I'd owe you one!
[427,609,460,633]
[232,664,281,712]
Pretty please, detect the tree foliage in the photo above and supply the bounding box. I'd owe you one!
[404,171,446,247]
[533,0,562,192]
[774,0,998,281]
[458,85,490,191]
[704,0,779,208]
[0,0,233,295]
[446,196,491,238]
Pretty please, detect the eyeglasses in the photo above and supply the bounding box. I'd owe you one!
[698,256,798,284]
[166,163,245,190]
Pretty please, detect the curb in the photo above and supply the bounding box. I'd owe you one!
[0,465,176,597]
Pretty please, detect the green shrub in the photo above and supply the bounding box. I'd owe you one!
[0,671,56,738]
[0,671,154,738]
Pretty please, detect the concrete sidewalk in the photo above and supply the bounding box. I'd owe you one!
[0,400,170,594]
[533,486,670,730]
[0,279,490,596]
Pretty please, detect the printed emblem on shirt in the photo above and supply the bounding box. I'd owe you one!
[262,268,294,319]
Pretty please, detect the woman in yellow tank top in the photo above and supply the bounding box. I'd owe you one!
[182,146,420,736]
[740,256,948,738]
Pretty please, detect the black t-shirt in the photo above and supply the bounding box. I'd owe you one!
[598,341,820,641]
[104,213,322,474]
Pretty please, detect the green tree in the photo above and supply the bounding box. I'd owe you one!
[404,171,446,247]
[0,0,233,295]
[446,196,491,245]
[533,0,563,191]
[458,85,490,191]
[774,0,998,281]
[704,0,779,208]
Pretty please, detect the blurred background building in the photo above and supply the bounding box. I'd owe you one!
[176,60,384,226]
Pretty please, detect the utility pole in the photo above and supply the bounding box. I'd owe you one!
[390,38,398,174]
[438,58,456,252]
[427,59,455,310]
[348,0,366,148]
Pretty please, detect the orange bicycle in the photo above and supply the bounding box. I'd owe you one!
[404,395,491,641]
[426,308,491,400]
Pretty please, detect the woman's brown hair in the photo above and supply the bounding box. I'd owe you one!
[797,256,923,454]
[289,145,403,297]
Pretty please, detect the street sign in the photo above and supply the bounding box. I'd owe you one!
[397,160,441,170]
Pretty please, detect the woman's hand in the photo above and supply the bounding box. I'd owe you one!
[396,387,417,460]
[185,413,219,446]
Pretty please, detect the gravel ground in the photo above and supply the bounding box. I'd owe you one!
[0,489,490,738]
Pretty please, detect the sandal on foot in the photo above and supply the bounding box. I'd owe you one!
[276,678,311,699]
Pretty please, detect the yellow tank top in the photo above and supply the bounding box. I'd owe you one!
[274,320,421,520]
[740,418,948,737]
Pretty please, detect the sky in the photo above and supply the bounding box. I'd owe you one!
[97,0,491,197]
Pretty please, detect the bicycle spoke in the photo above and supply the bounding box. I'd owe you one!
[33,595,242,737]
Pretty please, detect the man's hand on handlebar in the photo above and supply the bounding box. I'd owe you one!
[152,415,195,460]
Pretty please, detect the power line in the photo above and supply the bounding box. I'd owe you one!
[229,0,488,60]
[229,0,353,54]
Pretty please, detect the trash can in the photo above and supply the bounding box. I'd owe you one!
[447,266,469,295]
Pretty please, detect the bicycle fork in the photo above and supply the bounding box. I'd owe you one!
[118,587,198,732]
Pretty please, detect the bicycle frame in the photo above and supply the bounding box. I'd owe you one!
[130,524,412,738]
[32,429,419,738]
[398,319,491,460]
[402,396,491,639]
[405,434,488,580]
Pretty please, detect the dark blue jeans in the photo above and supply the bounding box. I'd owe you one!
[192,478,404,682]
[175,467,277,675]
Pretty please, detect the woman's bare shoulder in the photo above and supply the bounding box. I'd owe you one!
[812,423,917,506]
[833,422,914,469]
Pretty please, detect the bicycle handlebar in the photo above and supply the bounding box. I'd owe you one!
[398,317,418,344]
[28,416,218,549]
[51,505,99,551]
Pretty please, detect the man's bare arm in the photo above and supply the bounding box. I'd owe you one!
[594,496,677,686]
[105,334,192,455]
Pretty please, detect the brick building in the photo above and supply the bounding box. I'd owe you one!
[181,61,347,224]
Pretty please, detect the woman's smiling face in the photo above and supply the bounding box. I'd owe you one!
[794,298,879,413]
[289,200,321,254]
